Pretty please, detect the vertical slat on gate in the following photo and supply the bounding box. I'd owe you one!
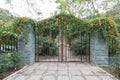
[34,27,36,61]
[11,37,12,52]
[111,39,113,56]
[13,37,15,52]
[14,38,16,52]
[0,38,1,51]
[85,33,86,62]
[37,27,39,61]
[61,31,64,62]
[88,34,90,63]
[81,32,83,62]
[2,37,5,50]
[15,38,18,51]
[80,32,82,61]
[38,27,39,61]
[113,39,116,55]
[12,37,13,52]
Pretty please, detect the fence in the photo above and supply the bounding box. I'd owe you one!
[0,36,18,53]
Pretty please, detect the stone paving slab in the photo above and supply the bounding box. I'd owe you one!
[71,76,85,80]
[4,62,119,80]
[27,75,41,80]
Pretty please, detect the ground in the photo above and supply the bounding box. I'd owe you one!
[101,66,120,79]
[4,62,118,80]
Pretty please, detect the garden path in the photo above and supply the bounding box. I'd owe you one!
[4,62,118,80]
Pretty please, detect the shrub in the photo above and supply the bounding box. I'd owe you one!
[110,54,120,77]
[6,52,23,68]
[71,38,88,55]
[0,54,8,74]
[38,37,58,56]
[0,52,23,75]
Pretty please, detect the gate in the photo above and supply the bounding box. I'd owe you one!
[35,25,60,62]
[64,32,90,62]
[35,25,90,62]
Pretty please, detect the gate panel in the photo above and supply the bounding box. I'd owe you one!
[62,32,90,62]
[35,26,90,62]
[35,26,60,62]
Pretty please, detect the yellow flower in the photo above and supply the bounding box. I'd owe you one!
[0,21,3,26]
[20,16,26,19]
[45,20,48,24]
[64,21,67,26]
[116,32,120,37]
[98,19,101,26]
[6,53,13,58]
[107,26,111,30]
[104,16,107,19]
[110,31,113,35]
[0,38,2,41]
[109,34,113,38]
[90,23,93,27]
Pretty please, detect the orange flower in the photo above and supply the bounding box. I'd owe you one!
[22,16,26,19]
[90,23,93,27]
[109,34,113,38]
[107,26,111,30]
[110,31,113,35]
[116,32,120,37]
[98,19,101,26]
[20,16,27,21]
[0,21,3,26]
[104,16,107,19]
[45,20,48,24]
[112,24,116,28]
[64,21,67,26]
[0,38,2,41]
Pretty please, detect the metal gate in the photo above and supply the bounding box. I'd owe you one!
[59,32,90,62]
[35,26,90,62]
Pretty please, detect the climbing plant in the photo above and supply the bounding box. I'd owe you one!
[13,17,37,42]
[37,13,88,45]
[89,17,119,44]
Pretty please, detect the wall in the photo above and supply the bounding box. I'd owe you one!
[90,32,108,65]
[18,24,35,64]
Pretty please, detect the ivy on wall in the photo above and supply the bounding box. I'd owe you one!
[37,13,88,45]
[0,13,119,47]
[12,17,37,43]
[89,17,120,45]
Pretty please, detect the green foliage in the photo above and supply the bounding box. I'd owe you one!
[38,36,58,56]
[12,17,37,42]
[0,8,15,25]
[6,53,23,67]
[13,17,37,34]
[0,23,18,38]
[36,24,59,39]
[110,54,120,66]
[106,1,120,32]
[0,52,23,75]
[89,17,119,45]
[37,13,88,45]
[71,36,88,55]
[0,54,7,74]
[110,54,120,77]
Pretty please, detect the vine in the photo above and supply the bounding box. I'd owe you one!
[37,13,88,45]
[89,17,119,42]
[13,17,37,42]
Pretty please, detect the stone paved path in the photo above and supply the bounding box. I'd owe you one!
[4,62,118,80]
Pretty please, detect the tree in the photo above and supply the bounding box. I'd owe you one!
[105,0,120,31]
[0,8,15,25]
[56,0,113,18]
[4,0,42,19]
